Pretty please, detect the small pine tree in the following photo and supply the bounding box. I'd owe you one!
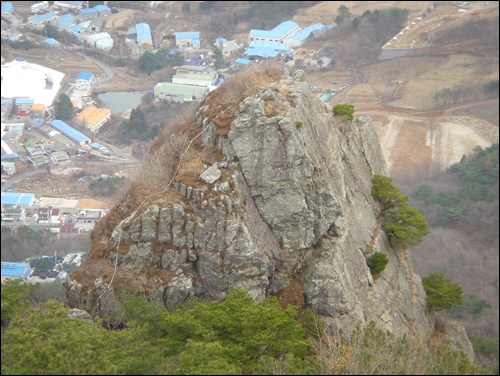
[372,174,429,247]
[422,272,463,311]
[367,252,389,275]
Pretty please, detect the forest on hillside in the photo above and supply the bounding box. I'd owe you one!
[399,143,499,369]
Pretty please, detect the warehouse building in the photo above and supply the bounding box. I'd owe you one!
[1,192,36,207]
[56,14,76,30]
[1,59,65,108]
[73,106,111,133]
[172,65,218,88]
[84,32,114,51]
[154,82,208,103]
[49,119,91,146]
[175,32,201,48]
[243,41,291,59]
[1,2,13,16]
[1,262,32,282]
[283,23,329,47]
[136,23,153,48]
[249,20,299,44]
[28,12,57,28]
[94,4,111,17]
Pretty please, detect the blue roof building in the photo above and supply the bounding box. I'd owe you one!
[249,20,299,44]
[1,153,19,160]
[31,12,57,24]
[235,58,252,65]
[45,38,60,46]
[1,262,32,279]
[244,41,291,59]
[14,98,35,111]
[175,32,201,48]
[68,22,89,32]
[94,4,111,16]
[76,71,93,81]
[35,118,44,128]
[1,192,36,206]
[216,37,228,45]
[73,32,84,40]
[78,8,98,20]
[50,120,91,145]
[14,99,35,105]
[1,2,13,14]
[56,14,75,30]
[136,23,152,46]
[284,23,328,47]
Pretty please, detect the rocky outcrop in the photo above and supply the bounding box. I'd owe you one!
[65,68,471,358]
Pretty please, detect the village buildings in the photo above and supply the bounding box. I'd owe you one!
[74,106,111,133]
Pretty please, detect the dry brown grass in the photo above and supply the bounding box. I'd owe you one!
[201,61,287,136]
[275,276,306,312]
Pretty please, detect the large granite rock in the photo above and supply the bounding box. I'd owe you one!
[65,68,471,360]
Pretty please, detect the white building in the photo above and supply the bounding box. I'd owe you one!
[172,65,218,88]
[84,32,114,51]
[214,38,240,56]
[75,71,94,90]
[1,60,65,109]
[54,1,84,11]
[30,1,49,14]
[154,82,208,103]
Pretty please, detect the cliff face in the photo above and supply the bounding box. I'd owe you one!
[67,69,438,343]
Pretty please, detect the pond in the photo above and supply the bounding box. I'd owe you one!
[96,91,148,113]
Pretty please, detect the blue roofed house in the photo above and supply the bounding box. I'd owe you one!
[175,32,201,49]
[28,12,58,29]
[1,2,13,16]
[1,262,32,281]
[235,57,252,65]
[75,71,94,90]
[77,7,99,21]
[68,21,90,33]
[136,23,153,49]
[94,4,111,17]
[14,98,35,112]
[45,38,60,47]
[56,13,75,30]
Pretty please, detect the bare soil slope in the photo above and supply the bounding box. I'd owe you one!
[299,1,499,178]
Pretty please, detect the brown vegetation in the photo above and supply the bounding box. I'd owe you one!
[201,61,286,136]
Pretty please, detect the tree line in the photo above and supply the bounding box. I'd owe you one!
[1,282,491,375]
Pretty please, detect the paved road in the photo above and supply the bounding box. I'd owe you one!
[81,53,114,83]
